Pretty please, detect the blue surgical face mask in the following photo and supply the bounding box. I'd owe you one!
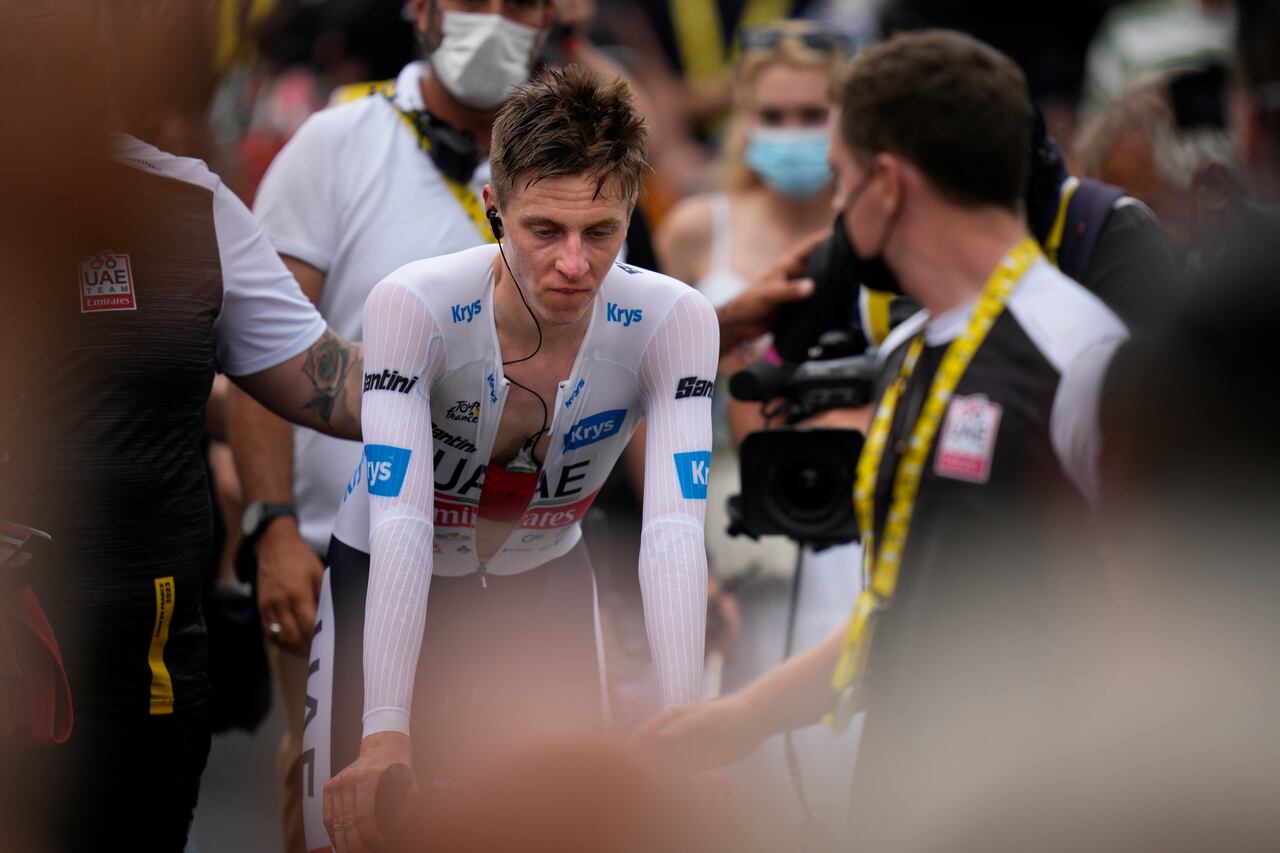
[745,126,833,199]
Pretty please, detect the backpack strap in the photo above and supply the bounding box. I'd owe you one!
[1055,177,1127,284]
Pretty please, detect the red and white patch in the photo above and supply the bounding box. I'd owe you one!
[79,250,137,313]
[934,394,1002,484]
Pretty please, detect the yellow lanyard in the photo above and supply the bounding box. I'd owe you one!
[385,98,497,245]
[826,237,1043,730]
[1042,177,1079,268]
[331,79,497,244]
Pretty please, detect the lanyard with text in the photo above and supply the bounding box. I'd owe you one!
[825,236,1043,732]
[381,89,497,245]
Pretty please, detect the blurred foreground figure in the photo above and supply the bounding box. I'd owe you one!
[0,4,363,851]
[378,738,741,853]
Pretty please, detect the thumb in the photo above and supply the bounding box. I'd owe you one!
[773,277,815,303]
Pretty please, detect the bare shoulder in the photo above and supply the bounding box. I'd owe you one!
[654,194,716,280]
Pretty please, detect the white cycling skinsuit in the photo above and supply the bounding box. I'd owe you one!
[302,245,718,848]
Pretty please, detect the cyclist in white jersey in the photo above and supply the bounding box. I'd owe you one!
[310,67,718,853]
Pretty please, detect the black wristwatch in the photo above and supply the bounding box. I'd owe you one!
[235,502,297,584]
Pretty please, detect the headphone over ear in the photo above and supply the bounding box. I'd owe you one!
[486,208,504,241]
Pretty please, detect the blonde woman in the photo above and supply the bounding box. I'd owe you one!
[657,21,850,311]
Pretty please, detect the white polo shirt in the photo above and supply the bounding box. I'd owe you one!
[254,61,492,552]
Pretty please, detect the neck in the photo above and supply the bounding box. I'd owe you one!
[758,185,836,234]
[420,71,499,155]
[890,206,1030,318]
[491,255,589,357]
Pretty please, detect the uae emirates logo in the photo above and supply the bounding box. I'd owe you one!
[79,250,137,313]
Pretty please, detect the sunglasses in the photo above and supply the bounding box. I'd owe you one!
[739,26,852,55]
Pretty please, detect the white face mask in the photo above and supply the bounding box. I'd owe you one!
[430,11,540,110]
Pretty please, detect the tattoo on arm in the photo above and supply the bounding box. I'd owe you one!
[301,330,354,428]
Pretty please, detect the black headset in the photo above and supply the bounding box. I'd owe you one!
[486,207,504,241]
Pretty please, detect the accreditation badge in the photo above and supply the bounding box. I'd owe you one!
[934,394,1002,484]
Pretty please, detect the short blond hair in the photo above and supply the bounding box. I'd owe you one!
[490,65,650,206]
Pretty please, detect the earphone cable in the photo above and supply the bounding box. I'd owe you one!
[496,239,549,453]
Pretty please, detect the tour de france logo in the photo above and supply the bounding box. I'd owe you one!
[79,250,137,314]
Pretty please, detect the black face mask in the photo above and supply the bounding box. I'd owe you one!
[833,211,904,296]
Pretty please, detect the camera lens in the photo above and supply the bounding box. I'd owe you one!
[764,446,852,532]
[774,458,840,520]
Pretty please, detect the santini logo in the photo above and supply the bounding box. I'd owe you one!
[675,376,714,400]
[364,444,412,497]
[606,302,643,327]
[673,450,711,500]
[363,369,419,394]
[563,409,626,451]
[451,299,482,324]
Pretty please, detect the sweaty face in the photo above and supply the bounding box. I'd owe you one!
[748,62,833,131]
[492,173,632,325]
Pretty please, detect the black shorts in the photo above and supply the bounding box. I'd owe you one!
[302,537,605,850]
[22,704,211,853]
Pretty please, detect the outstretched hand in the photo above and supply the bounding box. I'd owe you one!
[715,230,827,355]
[633,694,768,774]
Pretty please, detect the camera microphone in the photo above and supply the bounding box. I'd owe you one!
[729,361,787,402]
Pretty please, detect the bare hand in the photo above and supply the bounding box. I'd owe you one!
[633,694,767,773]
[716,230,827,355]
[256,518,323,654]
[324,732,412,853]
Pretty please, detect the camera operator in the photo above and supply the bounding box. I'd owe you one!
[640,30,1128,848]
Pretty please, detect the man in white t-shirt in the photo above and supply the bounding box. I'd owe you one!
[227,2,555,849]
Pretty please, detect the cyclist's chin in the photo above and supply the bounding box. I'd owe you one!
[536,286,597,324]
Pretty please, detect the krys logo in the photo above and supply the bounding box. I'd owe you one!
[606,302,643,327]
[486,373,497,404]
[563,378,585,409]
[446,400,480,423]
[673,450,711,500]
[364,444,412,497]
[451,299,482,324]
[563,409,626,451]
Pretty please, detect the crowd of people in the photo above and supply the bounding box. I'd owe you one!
[2,1,1278,852]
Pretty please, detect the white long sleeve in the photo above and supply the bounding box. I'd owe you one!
[359,278,445,737]
[636,290,719,706]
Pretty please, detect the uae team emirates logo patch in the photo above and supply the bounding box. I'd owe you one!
[79,250,137,313]
[934,394,1002,484]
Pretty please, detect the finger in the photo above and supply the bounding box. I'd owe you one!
[291,594,319,650]
[308,556,326,600]
[354,769,385,851]
[782,230,830,276]
[771,277,815,303]
[271,609,302,650]
[324,780,336,843]
[335,778,355,850]
[634,705,687,740]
